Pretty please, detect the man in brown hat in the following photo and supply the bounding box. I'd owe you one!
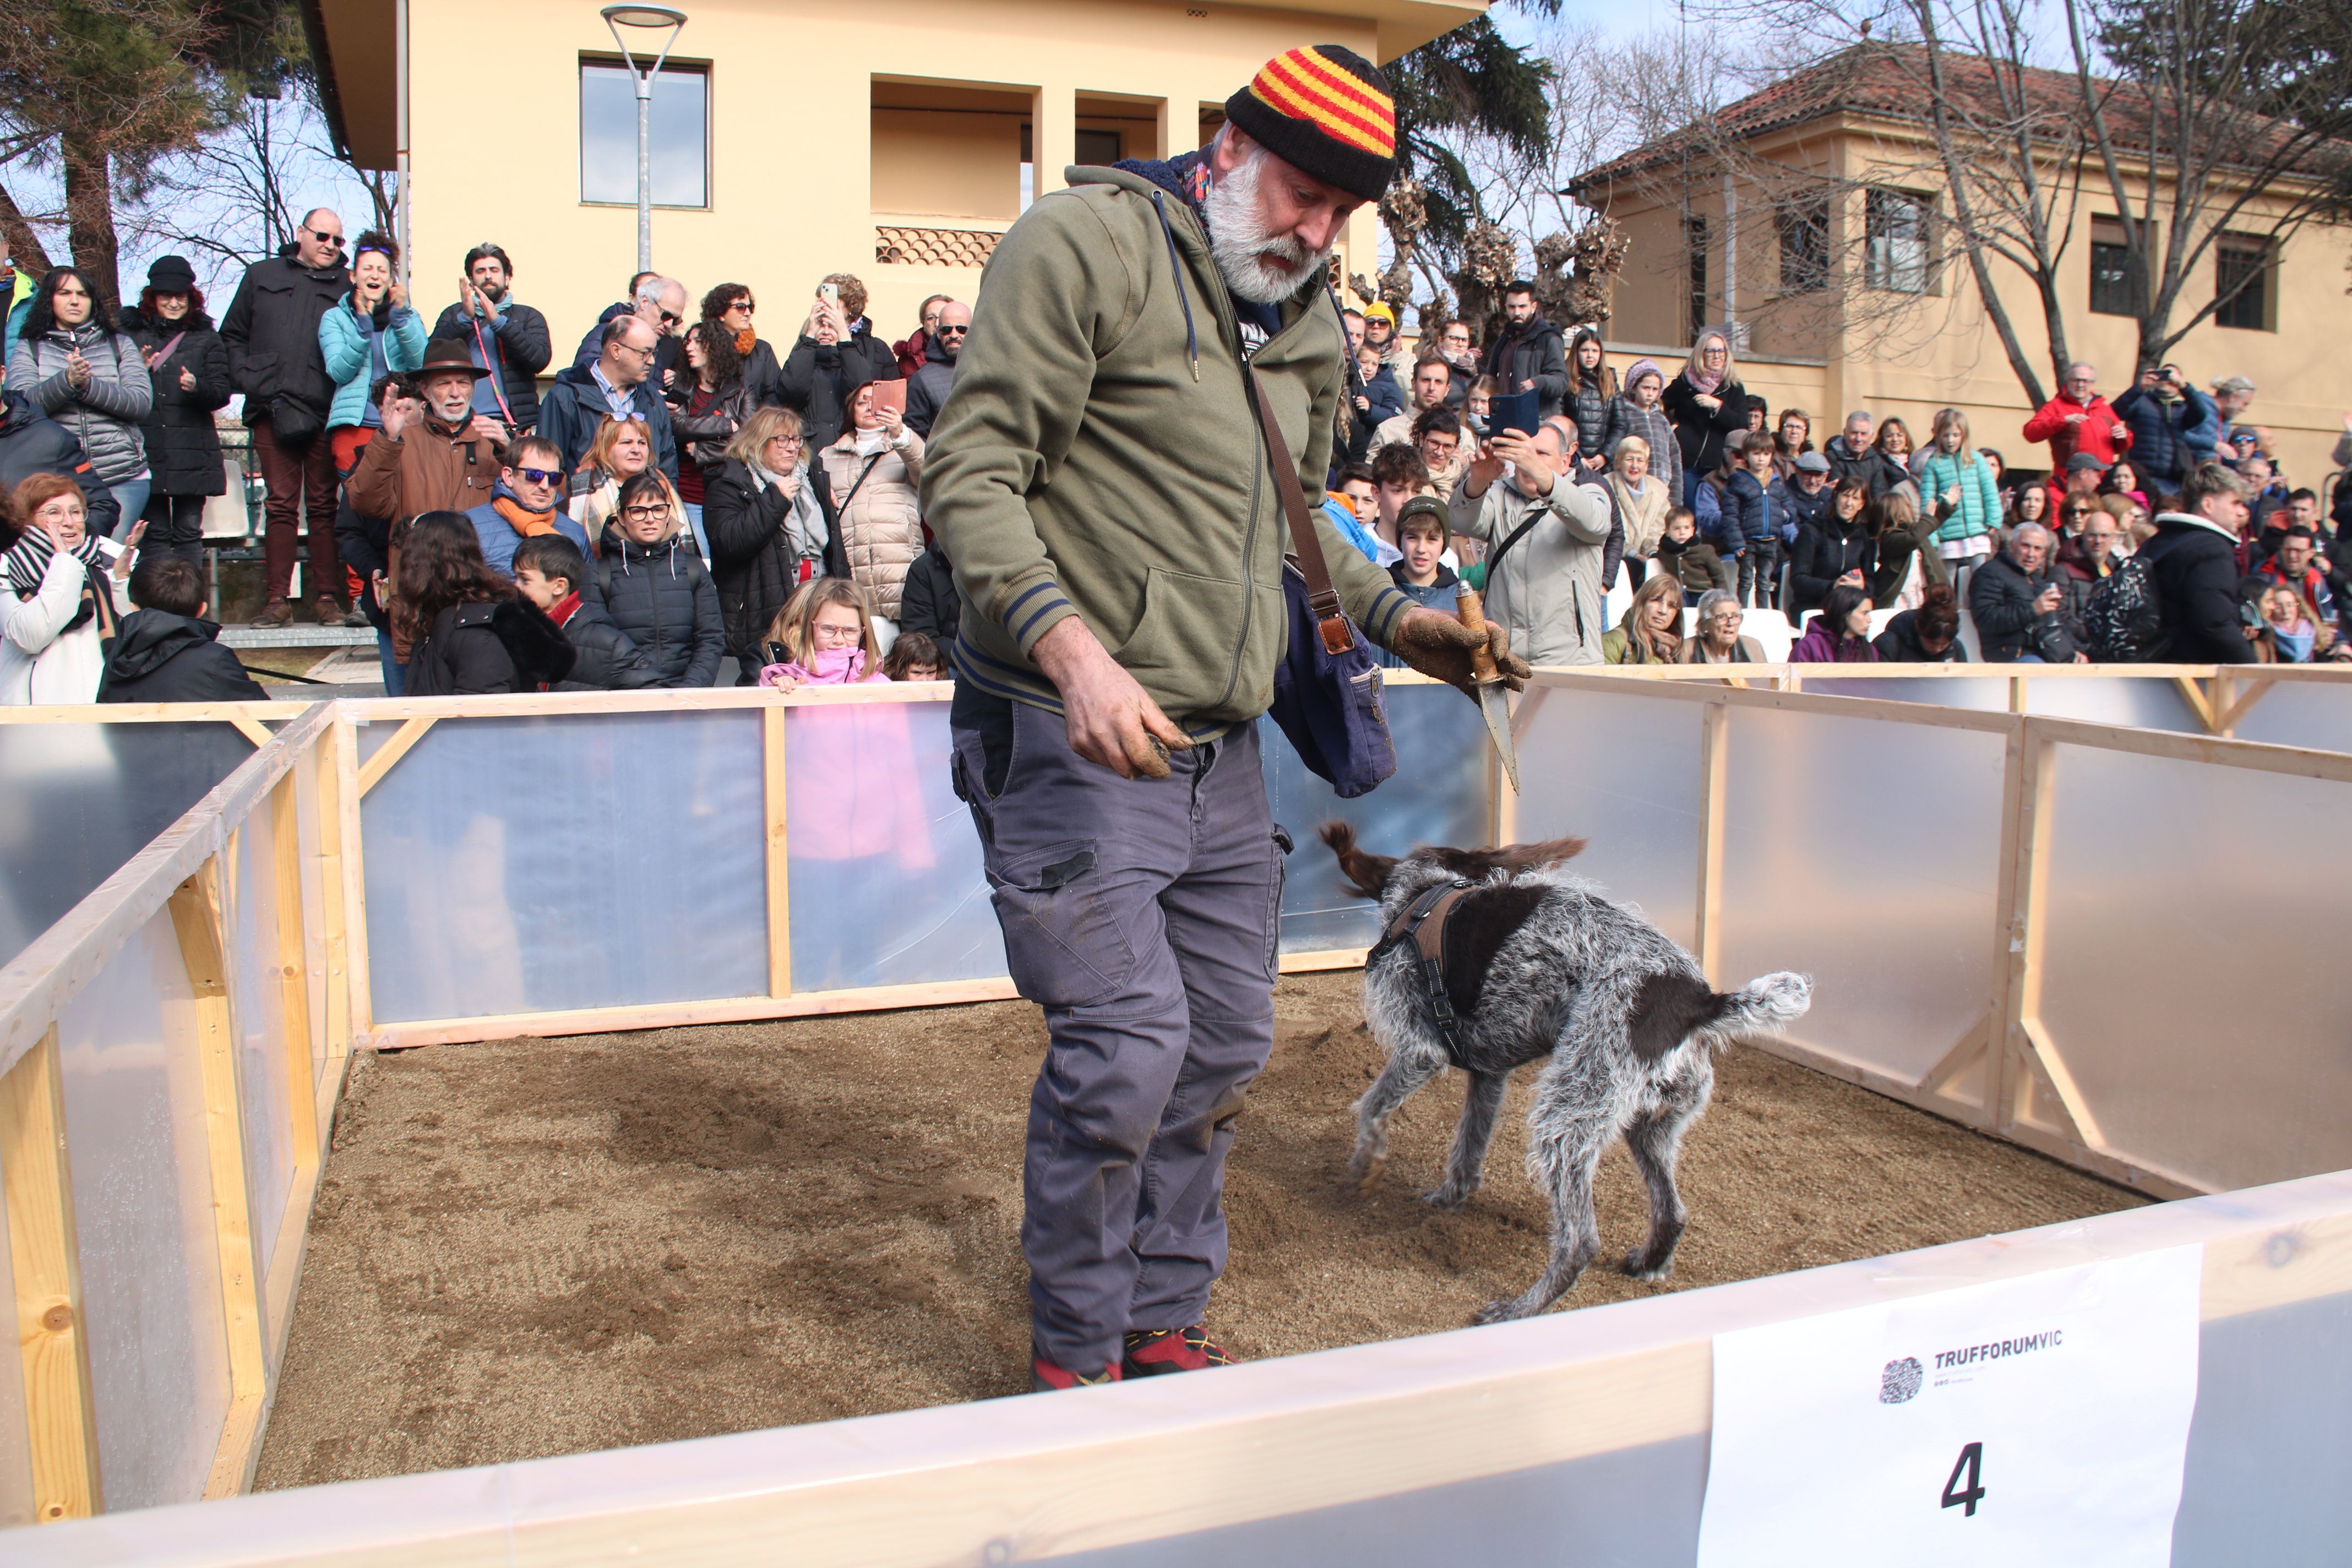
[347,337,509,522]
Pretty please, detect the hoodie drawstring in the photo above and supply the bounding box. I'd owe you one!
[1149,190,1200,384]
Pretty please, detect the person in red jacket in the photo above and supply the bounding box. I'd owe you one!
[2024,362,2133,504]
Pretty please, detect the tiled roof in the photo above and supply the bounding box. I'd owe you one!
[875,226,1003,268]
[1567,41,2340,193]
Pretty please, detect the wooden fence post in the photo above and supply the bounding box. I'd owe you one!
[1692,699,1729,986]
[765,705,792,1000]
[0,1026,102,1521]
[167,861,269,1499]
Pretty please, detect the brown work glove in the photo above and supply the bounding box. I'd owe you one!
[1390,607,1531,698]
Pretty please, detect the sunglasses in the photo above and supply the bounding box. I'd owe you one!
[724,298,754,314]
[511,467,560,486]
[307,227,345,248]
[939,324,968,336]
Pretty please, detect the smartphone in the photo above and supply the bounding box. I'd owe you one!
[868,379,907,420]
[761,640,790,667]
[1491,388,1542,438]
[818,283,840,304]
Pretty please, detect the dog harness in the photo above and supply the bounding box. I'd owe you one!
[1370,879,1477,1063]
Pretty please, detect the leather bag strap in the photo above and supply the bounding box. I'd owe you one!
[1245,364,1353,657]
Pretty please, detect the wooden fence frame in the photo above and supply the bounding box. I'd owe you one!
[0,665,2349,1522]
[1521,670,2352,1200]
[0,704,347,1522]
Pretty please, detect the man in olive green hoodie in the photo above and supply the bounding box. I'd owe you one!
[924,43,1523,1393]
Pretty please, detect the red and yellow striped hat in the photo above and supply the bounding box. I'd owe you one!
[1223,45,1398,203]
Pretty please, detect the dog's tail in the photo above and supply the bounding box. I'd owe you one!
[1318,820,1398,901]
[1698,972,1814,1046]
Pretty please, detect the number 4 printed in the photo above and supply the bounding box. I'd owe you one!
[1941,1442,1987,1517]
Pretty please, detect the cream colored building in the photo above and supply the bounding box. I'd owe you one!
[1567,43,2347,493]
[303,0,1479,358]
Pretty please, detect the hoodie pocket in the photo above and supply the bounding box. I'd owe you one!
[1110,568,1284,716]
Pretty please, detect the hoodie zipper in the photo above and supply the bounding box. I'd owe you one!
[1152,194,1320,716]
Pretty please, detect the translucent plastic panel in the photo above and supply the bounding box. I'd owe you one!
[0,721,255,970]
[362,712,769,1022]
[1802,676,2011,712]
[231,812,293,1298]
[2037,744,2352,1190]
[1264,680,1491,954]
[0,1176,31,1526]
[2230,679,2352,755]
[2024,676,2204,734]
[1716,707,2006,1082]
[785,701,1005,993]
[1512,685,1702,948]
[352,717,397,767]
[54,908,229,1510]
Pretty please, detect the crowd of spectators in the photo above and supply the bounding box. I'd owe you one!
[1,219,2345,702]
[1336,293,2348,668]
[0,216,977,699]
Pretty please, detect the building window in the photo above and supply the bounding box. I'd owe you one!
[1685,214,1709,341]
[1777,194,1830,295]
[2215,236,2272,331]
[2089,232,2133,316]
[1864,189,1929,293]
[1077,129,1123,165]
[580,58,709,208]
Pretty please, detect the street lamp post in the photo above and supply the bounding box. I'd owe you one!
[601,3,688,274]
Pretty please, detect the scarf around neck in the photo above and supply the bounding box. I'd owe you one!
[493,494,557,538]
[733,327,758,356]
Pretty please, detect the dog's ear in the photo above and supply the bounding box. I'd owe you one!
[1319,820,1397,900]
[1425,836,1588,881]
[1491,835,1588,874]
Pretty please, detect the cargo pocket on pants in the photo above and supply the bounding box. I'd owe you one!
[987,839,1135,1009]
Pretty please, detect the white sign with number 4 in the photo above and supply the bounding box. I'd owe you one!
[1696,1244,2203,1566]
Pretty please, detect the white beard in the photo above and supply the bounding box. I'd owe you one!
[1204,149,1331,306]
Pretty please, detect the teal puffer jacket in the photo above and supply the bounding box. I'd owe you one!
[1920,447,2002,547]
[318,295,426,431]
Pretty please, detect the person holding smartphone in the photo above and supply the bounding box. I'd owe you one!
[2113,360,2221,494]
[819,374,922,652]
[1,473,143,703]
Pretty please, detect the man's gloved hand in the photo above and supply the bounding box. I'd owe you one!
[1390,607,1531,698]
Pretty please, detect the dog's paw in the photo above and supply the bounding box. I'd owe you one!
[1621,1248,1675,1281]
[1420,1182,1473,1211]
[1346,1152,1387,1194]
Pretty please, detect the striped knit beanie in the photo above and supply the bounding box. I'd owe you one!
[1223,45,1397,203]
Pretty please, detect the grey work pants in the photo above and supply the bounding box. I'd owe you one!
[952,692,1283,1373]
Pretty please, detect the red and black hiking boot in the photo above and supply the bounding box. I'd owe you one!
[1121,1326,1236,1378]
[1031,1352,1123,1393]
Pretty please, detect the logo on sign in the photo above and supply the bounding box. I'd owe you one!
[1879,1356,1924,1404]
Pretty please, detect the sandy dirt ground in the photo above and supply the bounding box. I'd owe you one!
[256,971,2147,1490]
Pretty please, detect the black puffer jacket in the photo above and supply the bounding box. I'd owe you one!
[589,524,725,687]
[0,393,122,538]
[1788,511,1874,619]
[899,540,960,648]
[404,599,576,695]
[905,332,959,438]
[701,458,841,668]
[1873,609,1969,663]
[1562,329,1623,460]
[779,328,900,451]
[551,597,661,690]
[97,610,266,701]
[120,307,231,497]
[1969,550,2077,663]
[430,299,553,429]
[1662,373,1748,483]
[2138,512,2256,663]
[1481,316,1569,418]
[219,251,349,426]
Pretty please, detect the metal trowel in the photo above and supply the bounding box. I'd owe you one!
[1452,587,1521,793]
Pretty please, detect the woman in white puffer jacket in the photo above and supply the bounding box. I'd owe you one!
[819,378,924,650]
[1,476,140,705]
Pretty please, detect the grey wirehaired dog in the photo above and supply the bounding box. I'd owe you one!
[1320,822,1812,1324]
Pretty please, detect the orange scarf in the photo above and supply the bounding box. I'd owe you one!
[734,327,757,356]
[494,496,557,537]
